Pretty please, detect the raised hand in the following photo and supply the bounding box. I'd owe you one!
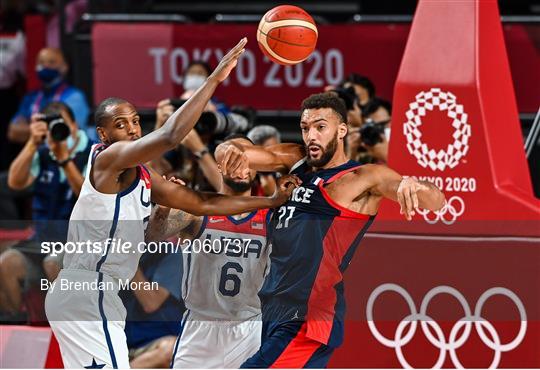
[29,114,48,146]
[155,99,175,129]
[272,174,302,206]
[209,37,247,83]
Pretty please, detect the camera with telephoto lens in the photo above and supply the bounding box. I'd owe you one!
[195,108,253,136]
[359,120,385,147]
[169,98,253,136]
[43,113,70,141]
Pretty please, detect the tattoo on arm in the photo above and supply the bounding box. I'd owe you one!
[164,209,196,238]
[146,206,196,242]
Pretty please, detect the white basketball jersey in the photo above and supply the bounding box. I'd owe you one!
[63,144,152,281]
[182,210,271,321]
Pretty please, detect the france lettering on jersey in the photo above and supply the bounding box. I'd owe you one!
[259,159,375,348]
[63,144,152,281]
[182,209,271,321]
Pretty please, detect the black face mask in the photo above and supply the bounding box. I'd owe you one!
[36,66,63,87]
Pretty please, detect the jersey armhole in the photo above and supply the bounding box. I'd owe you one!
[319,165,373,219]
[91,144,107,166]
[288,157,307,174]
[192,216,208,240]
[323,164,363,185]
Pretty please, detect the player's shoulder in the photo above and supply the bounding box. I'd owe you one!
[352,163,388,176]
[93,140,131,164]
[342,163,389,187]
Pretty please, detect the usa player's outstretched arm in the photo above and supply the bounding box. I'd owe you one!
[362,164,445,220]
[149,170,300,216]
[99,38,247,171]
[215,139,305,174]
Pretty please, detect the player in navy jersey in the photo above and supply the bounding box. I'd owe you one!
[216,92,445,368]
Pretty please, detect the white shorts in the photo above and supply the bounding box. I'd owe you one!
[45,269,129,369]
[171,311,262,368]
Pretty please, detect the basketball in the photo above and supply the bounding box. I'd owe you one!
[257,5,318,65]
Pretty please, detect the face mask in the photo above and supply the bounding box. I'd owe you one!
[384,127,391,141]
[183,74,206,91]
[36,66,63,87]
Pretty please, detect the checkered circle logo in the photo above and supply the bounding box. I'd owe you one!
[403,88,471,171]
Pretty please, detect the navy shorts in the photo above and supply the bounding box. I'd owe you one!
[241,321,334,368]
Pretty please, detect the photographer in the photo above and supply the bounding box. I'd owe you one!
[348,97,392,164]
[152,98,253,190]
[330,86,363,127]
[7,47,92,144]
[180,60,229,114]
[0,101,93,319]
[343,73,376,107]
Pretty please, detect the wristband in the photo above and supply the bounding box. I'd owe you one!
[57,158,73,167]
[193,148,210,160]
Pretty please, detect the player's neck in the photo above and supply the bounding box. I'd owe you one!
[313,151,349,171]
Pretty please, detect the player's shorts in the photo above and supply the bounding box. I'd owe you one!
[171,310,262,368]
[45,269,130,369]
[240,320,334,368]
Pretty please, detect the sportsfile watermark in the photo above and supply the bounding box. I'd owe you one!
[41,237,256,257]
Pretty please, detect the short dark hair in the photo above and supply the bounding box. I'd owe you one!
[185,61,213,77]
[94,97,129,127]
[345,73,376,99]
[42,101,75,122]
[301,92,348,123]
[361,97,392,119]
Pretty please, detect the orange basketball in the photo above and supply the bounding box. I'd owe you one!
[257,5,318,66]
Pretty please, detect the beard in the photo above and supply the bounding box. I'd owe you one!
[306,132,338,168]
[223,177,252,193]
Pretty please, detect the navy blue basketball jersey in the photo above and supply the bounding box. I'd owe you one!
[259,158,375,348]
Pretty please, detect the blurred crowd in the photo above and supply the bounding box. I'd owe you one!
[1,5,391,367]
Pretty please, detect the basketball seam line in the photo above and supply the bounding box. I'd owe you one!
[265,16,316,23]
[258,29,316,48]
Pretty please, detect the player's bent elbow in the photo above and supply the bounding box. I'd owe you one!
[7,174,27,190]
[160,131,178,150]
[7,125,20,143]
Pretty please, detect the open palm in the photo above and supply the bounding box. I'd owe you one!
[210,37,248,83]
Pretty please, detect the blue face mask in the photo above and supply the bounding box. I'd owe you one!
[36,66,63,86]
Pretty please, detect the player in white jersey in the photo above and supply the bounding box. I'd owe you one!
[146,137,271,368]
[44,39,299,369]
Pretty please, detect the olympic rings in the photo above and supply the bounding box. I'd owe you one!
[366,283,527,369]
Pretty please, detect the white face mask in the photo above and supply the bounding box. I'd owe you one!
[183,74,206,91]
[384,127,391,141]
